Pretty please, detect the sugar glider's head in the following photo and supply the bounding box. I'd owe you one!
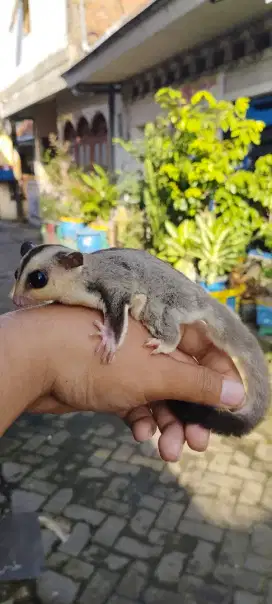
[10,241,84,308]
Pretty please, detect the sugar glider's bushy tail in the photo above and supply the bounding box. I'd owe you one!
[167,302,271,437]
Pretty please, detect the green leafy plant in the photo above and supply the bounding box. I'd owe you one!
[40,135,118,224]
[116,88,271,259]
[114,204,145,249]
[71,164,118,224]
[160,211,249,285]
[39,134,83,220]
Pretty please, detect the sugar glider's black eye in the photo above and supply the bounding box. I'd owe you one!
[14,269,18,280]
[27,270,48,289]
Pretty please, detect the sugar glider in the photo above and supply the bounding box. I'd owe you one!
[10,241,271,437]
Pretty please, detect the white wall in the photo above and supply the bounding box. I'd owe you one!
[0,0,67,91]
[224,51,272,101]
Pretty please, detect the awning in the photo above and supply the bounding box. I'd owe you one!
[63,0,271,88]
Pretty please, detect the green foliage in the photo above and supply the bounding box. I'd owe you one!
[115,204,145,249]
[160,211,248,284]
[40,134,83,220]
[116,88,271,269]
[40,134,118,223]
[71,164,118,224]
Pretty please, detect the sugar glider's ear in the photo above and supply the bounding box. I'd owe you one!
[56,250,84,270]
[20,241,35,257]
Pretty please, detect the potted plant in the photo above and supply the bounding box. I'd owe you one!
[39,135,118,251]
[159,211,247,311]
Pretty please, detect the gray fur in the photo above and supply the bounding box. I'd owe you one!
[13,244,271,437]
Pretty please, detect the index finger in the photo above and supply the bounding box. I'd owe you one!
[177,323,241,381]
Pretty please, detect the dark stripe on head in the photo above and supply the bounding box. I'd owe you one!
[18,244,56,280]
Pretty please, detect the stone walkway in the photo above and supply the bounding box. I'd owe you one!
[0,221,271,604]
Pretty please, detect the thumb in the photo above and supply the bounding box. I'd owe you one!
[149,360,245,409]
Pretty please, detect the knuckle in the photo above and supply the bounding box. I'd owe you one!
[196,366,217,403]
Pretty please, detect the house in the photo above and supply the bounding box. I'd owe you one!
[0,0,272,219]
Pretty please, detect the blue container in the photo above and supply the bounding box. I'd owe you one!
[256,304,272,327]
[58,220,83,242]
[0,167,15,182]
[226,296,236,311]
[199,279,227,292]
[76,227,108,253]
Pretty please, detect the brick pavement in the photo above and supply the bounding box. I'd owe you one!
[0,221,271,604]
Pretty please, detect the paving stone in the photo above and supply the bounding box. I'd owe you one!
[255,443,272,461]
[80,568,119,604]
[112,445,134,461]
[239,481,263,506]
[214,565,264,593]
[219,531,250,567]
[59,522,90,556]
[144,586,182,604]
[48,430,70,446]
[22,477,57,496]
[251,523,272,557]
[79,467,107,479]
[178,519,223,543]
[48,553,70,570]
[117,561,148,598]
[64,504,105,526]
[130,509,156,536]
[96,497,130,517]
[94,515,126,546]
[45,489,73,514]
[155,551,186,583]
[187,541,215,577]
[156,502,184,531]
[105,460,140,475]
[91,448,112,467]
[39,445,59,457]
[11,489,45,512]
[108,596,141,604]
[106,554,130,571]
[2,462,30,483]
[115,536,162,559]
[63,558,94,581]
[233,591,263,604]
[37,570,78,604]
[42,528,58,555]
[22,434,47,451]
[141,494,163,512]
[244,554,272,574]
[130,455,164,471]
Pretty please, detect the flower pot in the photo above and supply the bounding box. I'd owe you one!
[199,277,227,293]
[256,296,272,328]
[76,225,109,253]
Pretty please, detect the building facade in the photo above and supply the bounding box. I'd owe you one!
[0,0,272,215]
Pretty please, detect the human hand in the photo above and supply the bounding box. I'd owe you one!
[26,305,244,462]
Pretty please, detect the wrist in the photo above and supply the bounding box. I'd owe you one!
[0,308,53,432]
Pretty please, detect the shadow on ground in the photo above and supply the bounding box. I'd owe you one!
[0,407,270,604]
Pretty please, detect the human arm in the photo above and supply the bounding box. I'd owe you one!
[0,304,244,460]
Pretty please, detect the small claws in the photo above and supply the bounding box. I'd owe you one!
[144,338,163,355]
[144,338,176,355]
[89,319,117,364]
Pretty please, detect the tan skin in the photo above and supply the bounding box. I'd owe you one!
[0,304,244,461]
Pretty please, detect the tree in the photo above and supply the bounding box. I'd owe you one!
[117,88,272,256]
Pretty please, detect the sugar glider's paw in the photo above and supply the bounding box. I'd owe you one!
[145,338,176,355]
[90,319,117,364]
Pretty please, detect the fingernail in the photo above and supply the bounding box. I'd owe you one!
[221,380,245,407]
[170,439,182,459]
